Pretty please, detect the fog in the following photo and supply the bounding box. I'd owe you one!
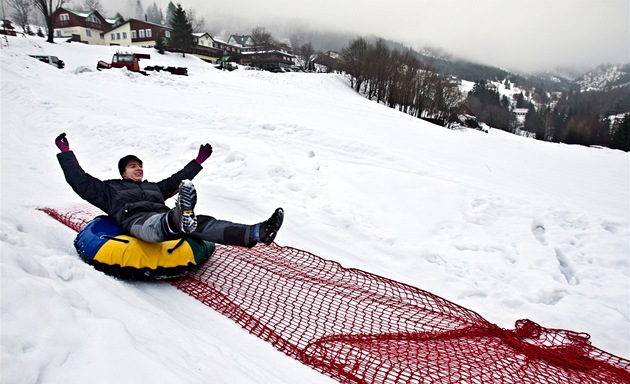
[103,0,629,73]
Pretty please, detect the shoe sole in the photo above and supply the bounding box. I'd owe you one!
[178,180,197,233]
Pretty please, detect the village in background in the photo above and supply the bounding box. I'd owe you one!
[1,1,319,72]
[1,0,629,151]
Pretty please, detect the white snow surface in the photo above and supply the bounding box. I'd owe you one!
[1,36,629,383]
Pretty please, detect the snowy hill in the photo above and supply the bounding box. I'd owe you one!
[575,63,630,92]
[1,35,628,383]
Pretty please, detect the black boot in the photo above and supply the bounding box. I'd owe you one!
[259,208,284,245]
[165,210,181,236]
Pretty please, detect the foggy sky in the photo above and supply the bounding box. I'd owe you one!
[105,0,629,73]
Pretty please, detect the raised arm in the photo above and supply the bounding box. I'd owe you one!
[55,133,111,213]
[156,143,211,199]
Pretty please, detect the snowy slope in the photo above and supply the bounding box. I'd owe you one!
[576,63,630,91]
[1,35,628,383]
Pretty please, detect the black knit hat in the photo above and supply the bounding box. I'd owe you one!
[118,155,143,175]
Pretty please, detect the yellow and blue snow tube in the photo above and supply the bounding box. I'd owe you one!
[74,216,215,280]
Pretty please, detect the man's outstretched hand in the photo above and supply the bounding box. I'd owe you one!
[196,143,213,164]
[55,133,69,153]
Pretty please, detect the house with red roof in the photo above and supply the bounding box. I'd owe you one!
[53,7,122,44]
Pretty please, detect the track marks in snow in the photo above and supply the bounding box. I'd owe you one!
[531,221,579,285]
[553,247,579,285]
[531,221,547,246]
[424,193,628,318]
[531,211,627,286]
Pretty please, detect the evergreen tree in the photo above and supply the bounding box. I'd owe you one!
[166,1,177,27]
[610,114,630,151]
[524,104,544,139]
[134,0,144,19]
[146,2,163,24]
[168,4,195,57]
[466,81,511,131]
[515,92,527,108]
[154,30,166,53]
[551,108,567,143]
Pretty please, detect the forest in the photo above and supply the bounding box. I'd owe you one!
[340,37,629,151]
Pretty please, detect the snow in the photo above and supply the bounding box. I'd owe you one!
[1,35,629,383]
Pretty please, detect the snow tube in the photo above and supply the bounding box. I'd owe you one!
[74,216,215,280]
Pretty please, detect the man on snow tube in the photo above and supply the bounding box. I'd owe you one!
[54,133,284,279]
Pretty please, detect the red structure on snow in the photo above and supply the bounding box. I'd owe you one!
[41,205,630,384]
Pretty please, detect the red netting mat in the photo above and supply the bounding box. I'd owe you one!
[40,206,630,384]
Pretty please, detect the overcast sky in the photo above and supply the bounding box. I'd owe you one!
[105,0,629,73]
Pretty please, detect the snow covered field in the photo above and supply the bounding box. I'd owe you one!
[1,35,628,383]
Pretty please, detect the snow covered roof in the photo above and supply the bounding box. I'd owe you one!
[193,32,213,39]
[63,8,94,18]
[227,34,255,47]
[57,7,117,25]
[104,18,171,34]
[240,50,296,58]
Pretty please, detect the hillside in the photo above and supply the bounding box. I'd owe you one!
[576,63,630,92]
[1,35,628,383]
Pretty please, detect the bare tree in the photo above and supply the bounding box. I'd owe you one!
[251,26,275,50]
[83,0,104,14]
[342,37,369,92]
[7,0,33,33]
[33,0,65,43]
[365,38,390,103]
[186,7,205,32]
[298,42,314,70]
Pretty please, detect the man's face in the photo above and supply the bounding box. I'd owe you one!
[122,161,143,182]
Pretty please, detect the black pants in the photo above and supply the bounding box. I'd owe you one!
[129,212,256,247]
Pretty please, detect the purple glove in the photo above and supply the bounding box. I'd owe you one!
[55,133,69,152]
[195,143,213,164]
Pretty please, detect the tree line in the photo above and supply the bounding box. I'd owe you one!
[341,37,463,125]
[339,37,629,151]
[467,79,630,150]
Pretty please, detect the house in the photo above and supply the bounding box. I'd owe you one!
[240,49,296,70]
[313,51,344,72]
[191,32,223,62]
[1,19,17,36]
[514,108,529,118]
[227,34,255,51]
[457,105,476,117]
[448,104,488,132]
[53,8,122,44]
[197,37,246,65]
[513,108,529,128]
[103,19,171,47]
[213,38,244,57]
[225,33,298,69]
[194,32,215,49]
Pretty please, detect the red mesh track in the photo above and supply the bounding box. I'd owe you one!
[40,206,630,384]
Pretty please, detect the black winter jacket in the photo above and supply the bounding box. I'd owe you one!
[57,151,202,231]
